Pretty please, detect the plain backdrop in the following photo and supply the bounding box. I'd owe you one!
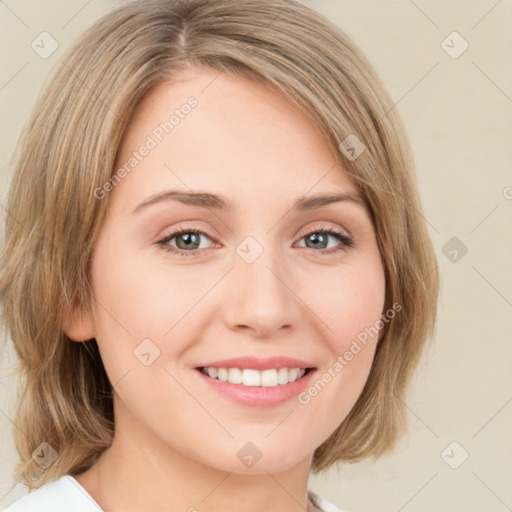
[0,1,511,511]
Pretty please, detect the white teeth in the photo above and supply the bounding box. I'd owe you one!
[288,368,299,383]
[261,369,278,387]
[200,367,308,387]
[228,368,243,384]
[242,369,260,386]
[277,368,289,384]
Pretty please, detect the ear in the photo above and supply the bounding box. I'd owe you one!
[61,302,95,343]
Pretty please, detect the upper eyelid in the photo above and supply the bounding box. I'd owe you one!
[158,223,353,247]
[159,222,350,237]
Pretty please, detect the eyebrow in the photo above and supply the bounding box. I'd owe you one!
[131,189,366,214]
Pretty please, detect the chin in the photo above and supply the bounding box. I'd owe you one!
[201,439,312,475]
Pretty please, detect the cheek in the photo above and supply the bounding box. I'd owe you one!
[90,237,184,337]
[87,236,172,381]
[307,260,386,353]
[88,236,219,386]
[294,266,385,437]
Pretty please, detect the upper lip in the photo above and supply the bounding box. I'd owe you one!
[196,356,316,371]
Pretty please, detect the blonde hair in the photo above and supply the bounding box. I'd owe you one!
[0,0,439,489]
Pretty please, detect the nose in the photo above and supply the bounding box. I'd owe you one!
[222,243,302,339]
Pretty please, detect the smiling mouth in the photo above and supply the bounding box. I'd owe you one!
[197,366,314,387]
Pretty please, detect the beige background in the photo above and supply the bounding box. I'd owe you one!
[1,1,511,511]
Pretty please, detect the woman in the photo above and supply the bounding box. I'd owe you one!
[0,0,439,510]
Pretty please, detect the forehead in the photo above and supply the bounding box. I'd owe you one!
[111,65,361,210]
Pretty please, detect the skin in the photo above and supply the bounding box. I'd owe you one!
[63,64,386,512]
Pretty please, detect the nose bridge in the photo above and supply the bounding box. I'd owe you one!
[224,232,299,334]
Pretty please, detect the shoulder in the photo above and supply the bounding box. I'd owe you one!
[308,489,350,512]
[1,475,102,512]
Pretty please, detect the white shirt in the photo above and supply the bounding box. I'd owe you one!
[1,475,347,512]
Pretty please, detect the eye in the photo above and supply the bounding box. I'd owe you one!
[156,224,354,257]
[157,226,215,257]
[294,225,354,255]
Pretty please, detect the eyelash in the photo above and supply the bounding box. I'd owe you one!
[156,224,354,258]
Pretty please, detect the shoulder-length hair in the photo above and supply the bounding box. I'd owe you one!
[0,0,439,489]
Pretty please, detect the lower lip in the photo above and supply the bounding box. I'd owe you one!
[195,368,317,407]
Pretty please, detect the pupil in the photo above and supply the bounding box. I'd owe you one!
[308,233,327,249]
[179,232,199,249]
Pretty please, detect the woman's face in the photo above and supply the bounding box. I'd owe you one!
[77,65,386,474]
